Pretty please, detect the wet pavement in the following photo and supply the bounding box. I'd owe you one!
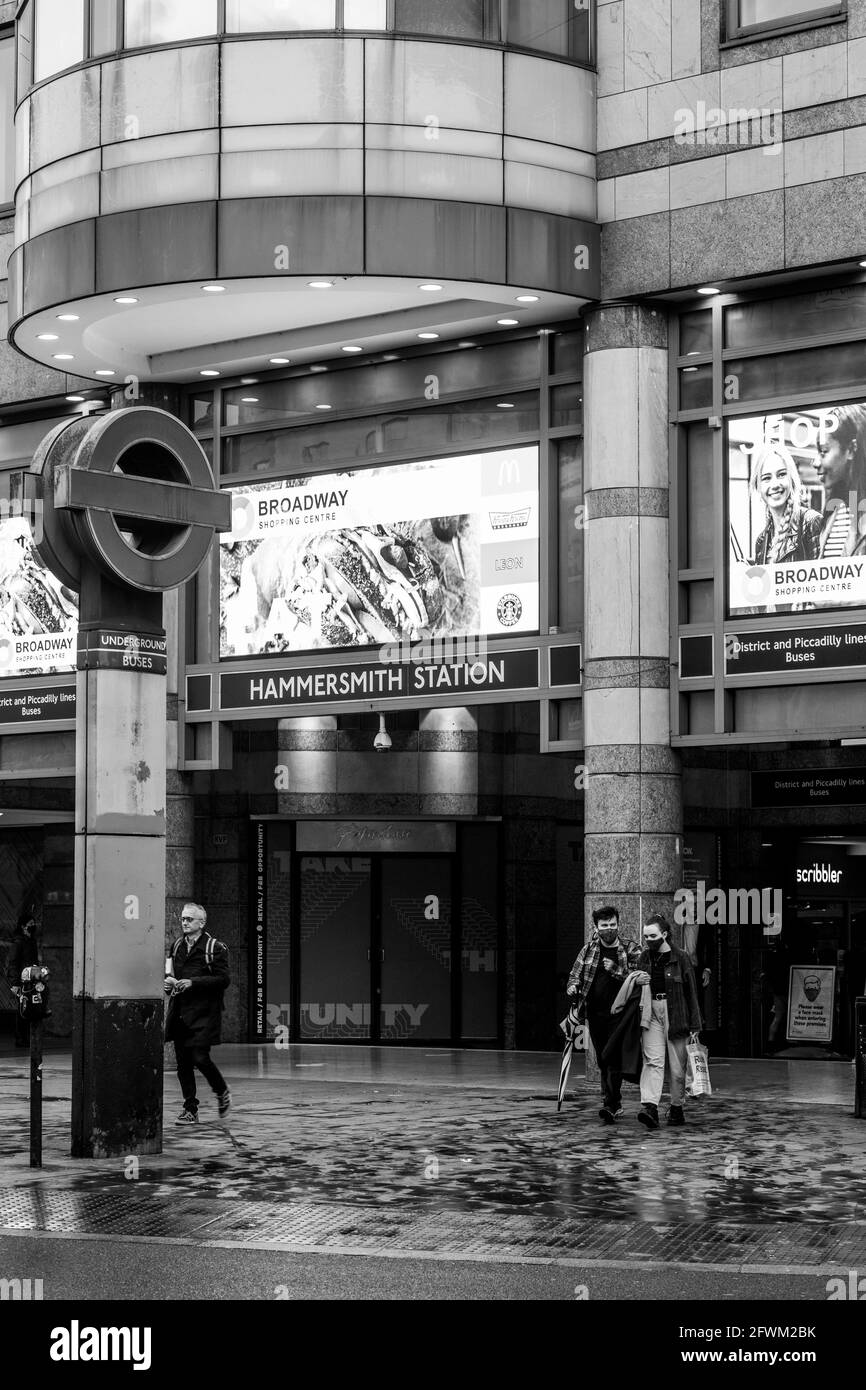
[1,1043,865,1273]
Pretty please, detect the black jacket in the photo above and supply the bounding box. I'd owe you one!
[636,943,702,1038]
[10,927,39,985]
[165,931,230,1047]
[601,995,643,1083]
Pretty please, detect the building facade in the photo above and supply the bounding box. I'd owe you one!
[0,0,863,1063]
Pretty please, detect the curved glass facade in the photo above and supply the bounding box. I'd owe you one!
[18,0,594,89]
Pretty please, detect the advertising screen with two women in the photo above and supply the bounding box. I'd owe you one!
[729,403,866,617]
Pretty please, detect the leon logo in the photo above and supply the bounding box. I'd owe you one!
[826,1270,866,1299]
[497,594,523,628]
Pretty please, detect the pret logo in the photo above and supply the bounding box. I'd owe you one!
[497,593,523,627]
[50,1321,152,1371]
[796,862,842,885]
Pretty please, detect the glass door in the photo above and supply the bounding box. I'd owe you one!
[378,857,452,1041]
[298,855,372,1040]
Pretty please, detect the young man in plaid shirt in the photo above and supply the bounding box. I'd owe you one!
[566,906,643,1123]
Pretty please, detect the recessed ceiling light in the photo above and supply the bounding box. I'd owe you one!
[53,353,74,361]
[497,318,519,326]
[56,314,80,322]
[315,403,333,410]
[66,395,85,403]
[95,369,116,376]
[114,296,139,304]
[419,284,443,292]
[861,260,866,269]
[308,280,334,289]
[682,366,699,373]
[240,377,258,385]
[201,284,226,293]
[241,397,259,403]
[458,340,476,349]
[342,345,363,354]
[418,332,439,340]
[37,333,59,341]
[269,357,290,365]
[497,402,515,409]
[697,286,720,295]
[516,295,539,303]
[200,369,220,377]
[382,354,399,361]
[309,365,328,373]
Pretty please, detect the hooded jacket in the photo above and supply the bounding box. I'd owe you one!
[164,931,230,1048]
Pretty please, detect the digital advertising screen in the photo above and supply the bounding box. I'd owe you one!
[728,403,866,618]
[0,514,78,676]
[220,446,540,658]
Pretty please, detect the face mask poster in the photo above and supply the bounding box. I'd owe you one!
[728,405,866,617]
[220,448,540,657]
[786,965,836,1044]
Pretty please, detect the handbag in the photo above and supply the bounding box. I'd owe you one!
[685,1032,712,1097]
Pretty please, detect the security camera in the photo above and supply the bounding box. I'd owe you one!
[374,713,392,752]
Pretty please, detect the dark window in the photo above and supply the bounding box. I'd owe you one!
[726,0,845,39]
[557,437,582,631]
[680,363,713,412]
[725,286,866,350]
[502,0,592,61]
[683,423,714,571]
[679,309,713,357]
[393,0,489,40]
[725,343,866,401]
[0,32,14,204]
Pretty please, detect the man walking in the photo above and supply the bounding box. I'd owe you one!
[636,914,702,1130]
[566,906,642,1123]
[165,902,232,1125]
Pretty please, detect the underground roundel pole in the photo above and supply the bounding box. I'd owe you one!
[30,408,231,1157]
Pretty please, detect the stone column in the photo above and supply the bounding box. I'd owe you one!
[583,302,683,949]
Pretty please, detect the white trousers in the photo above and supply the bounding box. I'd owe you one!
[640,999,688,1106]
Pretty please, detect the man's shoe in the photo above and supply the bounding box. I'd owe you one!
[598,1105,616,1124]
[175,1108,198,1125]
[217,1089,232,1119]
[667,1105,685,1127]
[637,1103,659,1129]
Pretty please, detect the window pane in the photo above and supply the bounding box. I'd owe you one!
[222,394,539,477]
[460,824,499,1041]
[503,0,590,59]
[550,383,583,428]
[0,38,14,204]
[737,1,841,31]
[225,0,337,30]
[343,0,386,27]
[557,437,583,630]
[725,286,866,349]
[680,363,713,410]
[125,0,218,47]
[686,580,714,623]
[726,343,866,401]
[552,327,583,375]
[90,0,119,54]
[684,423,713,570]
[34,0,85,82]
[394,0,486,39]
[680,309,712,356]
[18,2,34,95]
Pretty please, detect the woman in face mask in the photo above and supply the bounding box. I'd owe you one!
[635,914,703,1130]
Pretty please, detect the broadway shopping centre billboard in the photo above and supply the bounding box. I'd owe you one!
[219,447,539,658]
[0,513,77,677]
[728,403,866,618]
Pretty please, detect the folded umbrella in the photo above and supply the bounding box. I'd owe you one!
[557,1001,582,1112]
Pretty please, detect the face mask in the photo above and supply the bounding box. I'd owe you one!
[646,937,663,953]
[598,930,618,945]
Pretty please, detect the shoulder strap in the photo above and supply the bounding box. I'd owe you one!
[171,938,183,960]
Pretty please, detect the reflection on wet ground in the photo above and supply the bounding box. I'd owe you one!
[1,1047,864,1232]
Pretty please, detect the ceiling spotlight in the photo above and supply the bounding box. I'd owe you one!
[419,283,443,292]
[382,354,399,361]
[66,395,85,403]
[53,353,74,360]
[516,295,539,303]
[373,713,392,753]
[861,260,866,269]
[458,340,476,349]
[201,284,226,293]
[308,280,334,289]
[200,369,220,377]
[269,356,290,365]
[418,332,439,340]
[342,345,363,354]
[497,318,519,326]
[497,402,515,409]
[95,369,116,376]
[697,286,720,295]
[309,365,328,373]
[682,366,699,374]
[57,313,80,321]
[37,333,59,341]
[241,397,259,403]
[315,403,333,410]
[114,296,139,305]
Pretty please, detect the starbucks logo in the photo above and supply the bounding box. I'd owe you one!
[497,593,522,627]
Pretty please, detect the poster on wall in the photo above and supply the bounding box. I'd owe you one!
[220,446,539,657]
[0,516,78,676]
[786,964,836,1043]
[728,404,866,617]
